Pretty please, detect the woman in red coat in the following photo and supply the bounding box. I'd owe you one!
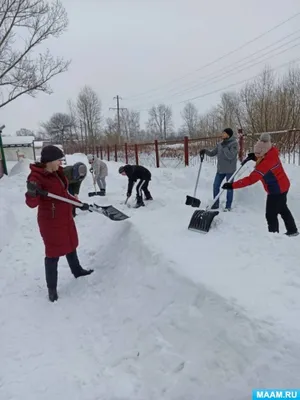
[222,133,298,236]
[25,145,93,302]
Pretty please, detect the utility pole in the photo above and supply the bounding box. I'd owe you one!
[109,95,127,142]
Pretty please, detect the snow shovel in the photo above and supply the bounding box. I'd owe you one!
[29,184,129,221]
[88,180,102,197]
[185,152,204,208]
[187,163,245,233]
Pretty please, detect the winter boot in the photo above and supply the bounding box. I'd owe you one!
[285,231,299,237]
[48,288,58,302]
[100,189,106,196]
[74,267,94,278]
[66,251,94,278]
[134,195,145,208]
[145,194,153,200]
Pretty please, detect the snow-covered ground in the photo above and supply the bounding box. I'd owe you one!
[1,154,300,399]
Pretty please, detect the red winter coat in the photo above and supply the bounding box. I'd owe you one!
[232,146,290,194]
[25,164,79,258]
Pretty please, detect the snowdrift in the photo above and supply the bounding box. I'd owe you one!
[1,154,300,399]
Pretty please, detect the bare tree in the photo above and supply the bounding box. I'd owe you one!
[40,112,73,144]
[146,104,173,139]
[120,109,140,141]
[76,86,102,146]
[0,0,70,109]
[180,102,198,137]
[16,128,35,137]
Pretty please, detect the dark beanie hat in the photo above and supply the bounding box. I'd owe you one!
[40,145,64,163]
[223,128,233,138]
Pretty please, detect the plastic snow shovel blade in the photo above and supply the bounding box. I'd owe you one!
[185,195,201,208]
[88,191,102,197]
[188,209,219,233]
[91,204,130,221]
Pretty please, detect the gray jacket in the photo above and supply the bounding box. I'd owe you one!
[92,158,108,178]
[205,136,238,174]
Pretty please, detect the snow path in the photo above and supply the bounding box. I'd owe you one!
[1,156,300,399]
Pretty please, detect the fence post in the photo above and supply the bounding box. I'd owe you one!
[184,136,189,166]
[0,132,8,176]
[114,144,118,162]
[100,146,103,159]
[134,144,139,165]
[107,145,110,161]
[125,143,128,164]
[238,128,244,162]
[154,139,159,168]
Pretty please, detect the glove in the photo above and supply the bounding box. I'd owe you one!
[199,149,206,156]
[127,192,131,198]
[241,152,257,166]
[247,152,257,161]
[26,181,39,197]
[89,167,93,173]
[222,182,233,190]
[79,202,90,211]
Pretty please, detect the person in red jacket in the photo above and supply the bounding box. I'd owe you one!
[25,145,94,302]
[222,133,298,236]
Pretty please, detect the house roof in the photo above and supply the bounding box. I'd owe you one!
[2,136,35,146]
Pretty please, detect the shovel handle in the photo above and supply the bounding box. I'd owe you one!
[33,184,85,208]
[207,163,244,210]
[193,158,204,197]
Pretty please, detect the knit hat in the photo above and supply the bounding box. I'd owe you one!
[87,154,94,162]
[223,128,233,138]
[253,133,272,157]
[73,162,87,180]
[40,145,64,163]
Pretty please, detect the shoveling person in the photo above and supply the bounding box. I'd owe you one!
[222,133,298,236]
[25,145,94,302]
[118,164,153,208]
[87,154,108,196]
[63,162,87,217]
[199,128,238,211]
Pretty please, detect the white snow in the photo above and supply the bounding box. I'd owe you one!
[1,153,300,400]
[2,135,35,145]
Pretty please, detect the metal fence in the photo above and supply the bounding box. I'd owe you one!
[64,129,300,168]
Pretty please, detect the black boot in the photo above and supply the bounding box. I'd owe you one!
[48,288,58,302]
[134,195,145,208]
[66,250,94,278]
[74,268,94,278]
[100,189,106,196]
[45,257,58,301]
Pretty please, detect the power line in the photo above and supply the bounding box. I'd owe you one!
[178,58,300,104]
[124,11,300,101]
[140,35,300,107]
[136,57,300,111]
[134,28,300,103]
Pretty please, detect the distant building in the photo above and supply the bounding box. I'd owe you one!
[2,136,35,161]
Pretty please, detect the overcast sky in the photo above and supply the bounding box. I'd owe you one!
[2,0,300,136]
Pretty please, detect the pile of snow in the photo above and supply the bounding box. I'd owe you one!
[0,154,300,399]
[8,158,32,177]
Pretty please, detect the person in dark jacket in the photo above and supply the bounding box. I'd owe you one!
[200,128,238,211]
[222,133,298,236]
[25,145,93,302]
[119,164,153,207]
[63,162,87,217]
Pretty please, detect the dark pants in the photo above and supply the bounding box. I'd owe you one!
[136,179,151,200]
[45,250,82,289]
[212,172,234,209]
[68,185,76,217]
[265,192,298,233]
